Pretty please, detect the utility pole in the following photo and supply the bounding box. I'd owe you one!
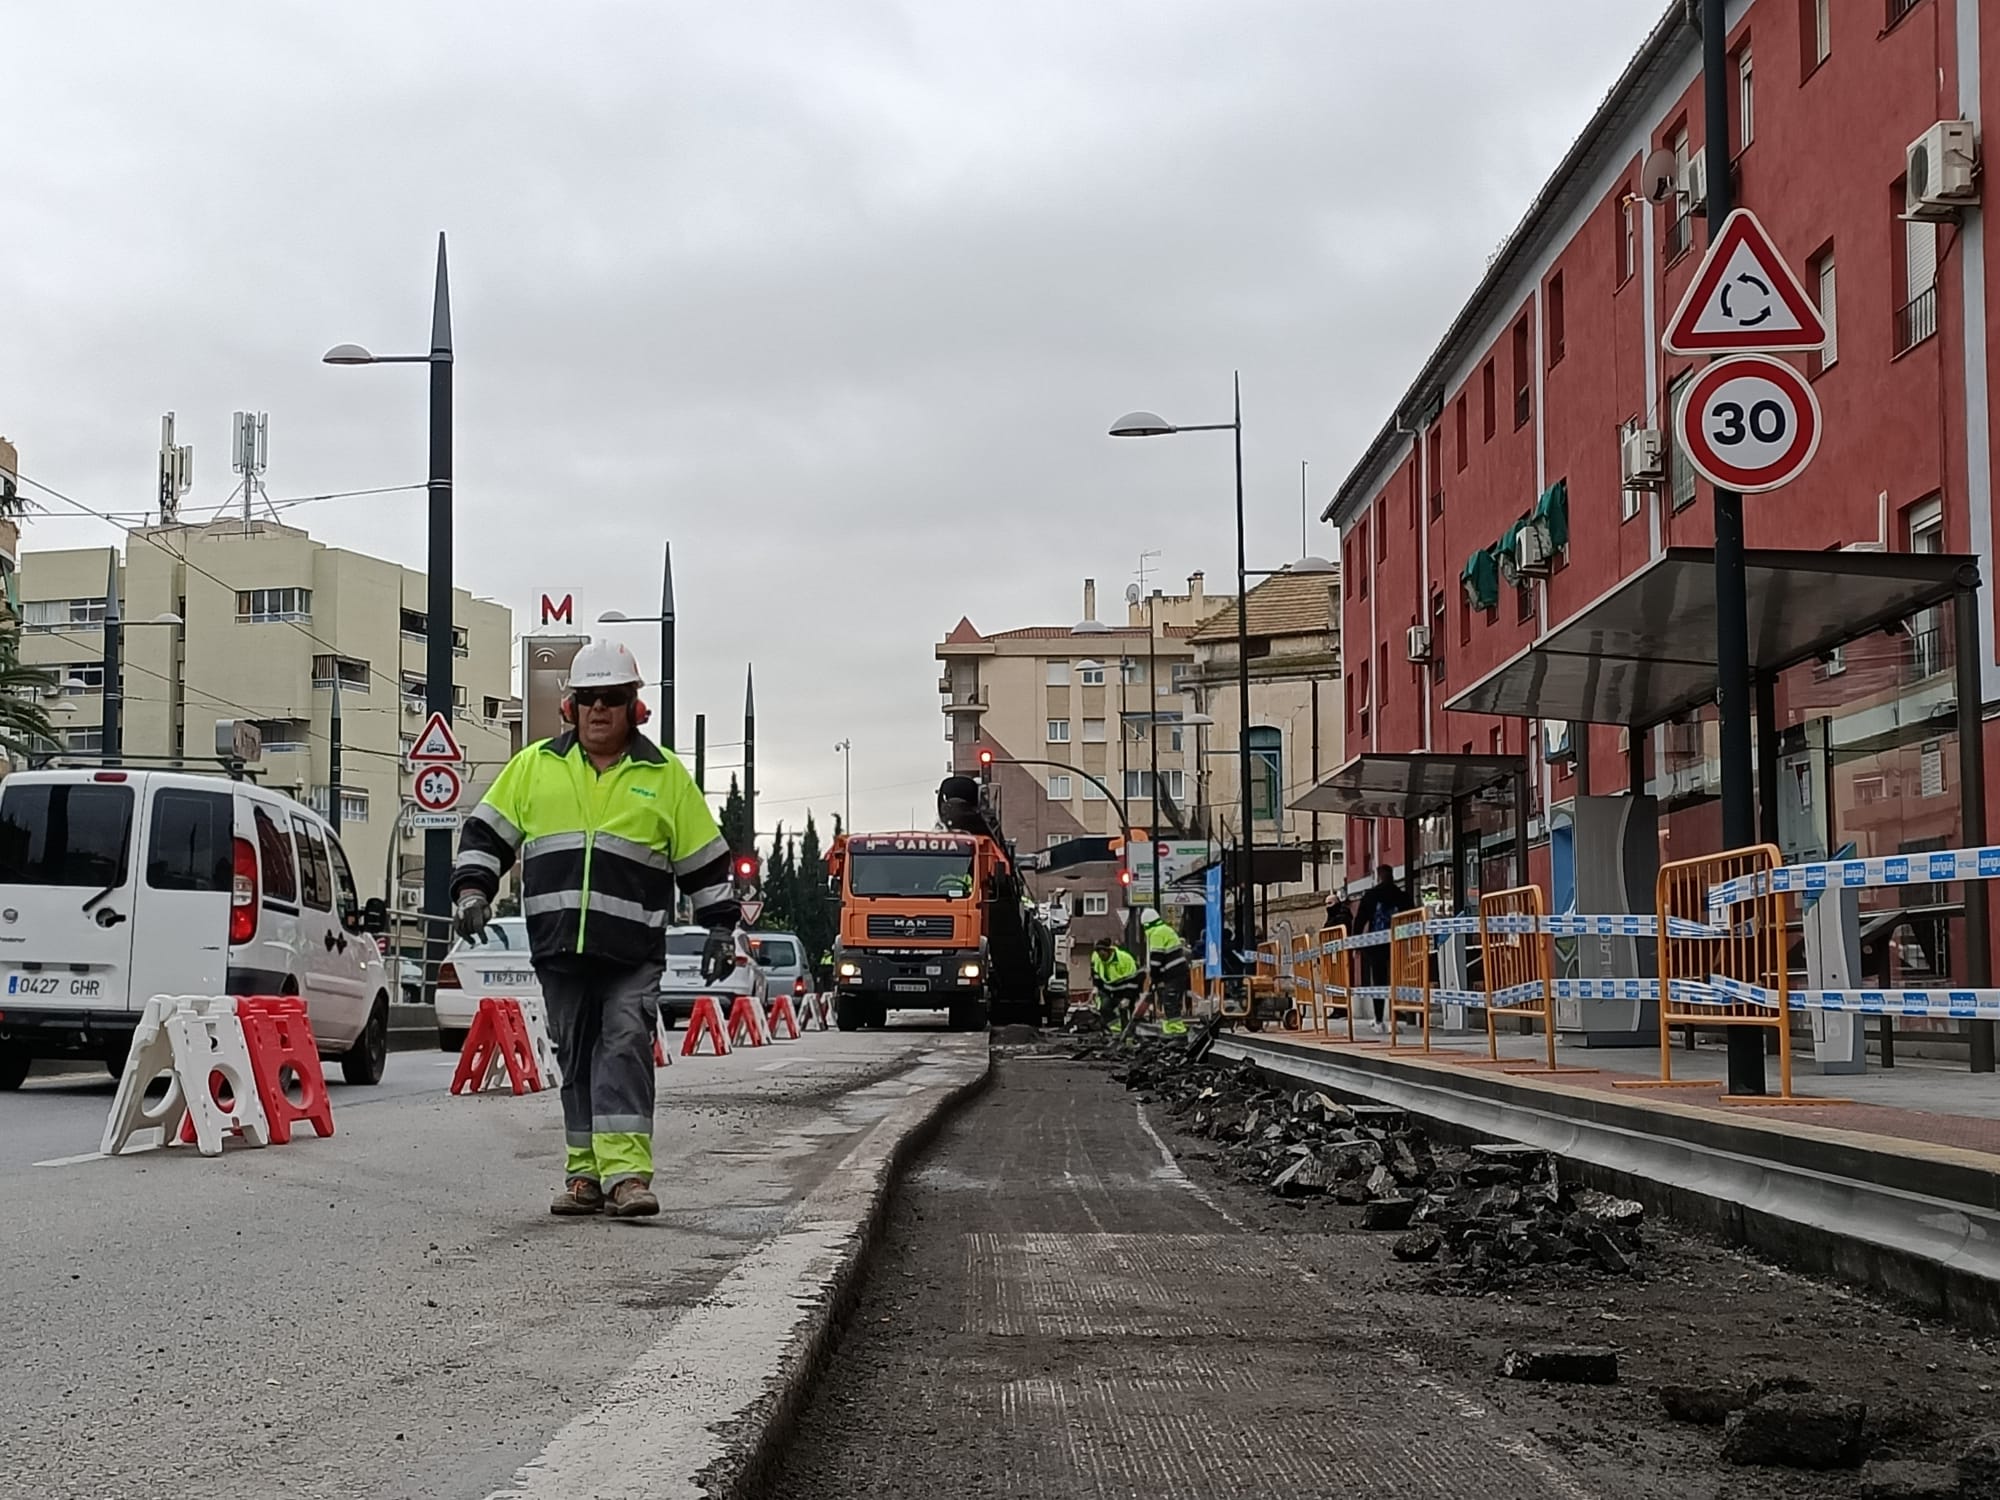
[1700,0,1765,1096]
[693,712,707,793]
[835,738,853,830]
[328,670,343,837]
[424,235,456,1008]
[100,550,122,761]
[659,543,675,751]
[743,666,756,858]
[1147,594,1162,915]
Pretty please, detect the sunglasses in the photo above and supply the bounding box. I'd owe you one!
[573,688,635,709]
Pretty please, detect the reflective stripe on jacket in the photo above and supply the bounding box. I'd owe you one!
[1090,947,1140,993]
[1144,920,1191,972]
[451,731,733,968]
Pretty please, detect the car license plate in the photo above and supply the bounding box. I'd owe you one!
[478,969,536,988]
[891,980,927,993]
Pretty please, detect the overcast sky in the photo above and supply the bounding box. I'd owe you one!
[4,0,1664,841]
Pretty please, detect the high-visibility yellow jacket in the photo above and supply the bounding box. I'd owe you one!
[1090,946,1141,996]
[1145,919,1191,973]
[452,731,733,969]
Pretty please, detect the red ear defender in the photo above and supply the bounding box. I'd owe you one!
[632,697,652,727]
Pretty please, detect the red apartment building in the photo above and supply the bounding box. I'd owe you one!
[1329,0,1995,979]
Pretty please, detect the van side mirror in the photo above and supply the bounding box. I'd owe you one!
[362,897,388,934]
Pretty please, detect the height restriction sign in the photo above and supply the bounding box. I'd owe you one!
[1673,354,1822,494]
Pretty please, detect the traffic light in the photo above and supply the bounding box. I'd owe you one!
[733,854,758,882]
[1119,868,1133,888]
[977,747,994,784]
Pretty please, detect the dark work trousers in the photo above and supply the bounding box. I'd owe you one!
[536,959,664,1189]
[1360,947,1391,1024]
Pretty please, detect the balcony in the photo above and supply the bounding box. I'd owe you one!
[1894,286,1938,357]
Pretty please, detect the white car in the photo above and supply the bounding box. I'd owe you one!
[435,917,539,1050]
[0,768,394,1090]
[659,924,765,1026]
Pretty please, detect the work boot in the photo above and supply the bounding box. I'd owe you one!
[551,1176,604,1216]
[605,1179,660,1218]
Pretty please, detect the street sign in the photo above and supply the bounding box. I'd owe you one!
[1662,209,1828,355]
[408,711,464,766]
[407,811,462,830]
[740,898,765,925]
[1674,353,1822,494]
[412,763,464,815]
[1125,839,1216,894]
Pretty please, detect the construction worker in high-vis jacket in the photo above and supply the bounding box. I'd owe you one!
[1142,907,1192,1037]
[451,639,737,1219]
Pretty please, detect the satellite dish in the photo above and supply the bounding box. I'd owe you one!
[1125,582,1142,606]
[1642,147,1678,205]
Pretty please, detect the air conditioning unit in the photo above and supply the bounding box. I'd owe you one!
[1405,625,1432,663]
[1679,154,1708,215]
[403,699,422,716]
[1514,524,1553,575]
[1906,120,1979,218]
[1620,427,1666,488]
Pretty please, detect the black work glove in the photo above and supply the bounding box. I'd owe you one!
[700,929,734,984]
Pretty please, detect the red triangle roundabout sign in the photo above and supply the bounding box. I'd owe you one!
[1662,208,1828,356]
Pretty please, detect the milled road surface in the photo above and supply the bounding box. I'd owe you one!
[770,1051,1602,1499]
[0,1020,972,1500]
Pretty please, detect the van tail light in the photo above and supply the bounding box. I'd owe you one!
[794,976,807,995]
[437,962,461,990]
[230,837,258,945]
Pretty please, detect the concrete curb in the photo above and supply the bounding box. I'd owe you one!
[704,1046,992,1499]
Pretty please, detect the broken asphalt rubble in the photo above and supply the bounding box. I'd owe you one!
[1093,1036,1648,1292]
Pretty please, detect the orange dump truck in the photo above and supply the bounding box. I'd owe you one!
[825,776,1055,1032]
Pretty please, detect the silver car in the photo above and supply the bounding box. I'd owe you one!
[745,932,811,1016]
[659,924,766,1025]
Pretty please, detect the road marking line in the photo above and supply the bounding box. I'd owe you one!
[34,1150,111,1168]
[755,1058,805,1072]
[1133,1102,1244,1228]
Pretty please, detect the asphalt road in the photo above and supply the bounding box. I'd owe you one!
[0,1016,971,1500]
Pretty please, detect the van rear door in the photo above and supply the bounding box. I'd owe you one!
[129,783,233,1002]
[0,775,141,1012]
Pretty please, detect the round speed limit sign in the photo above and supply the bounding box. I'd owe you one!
[1674,353,1821,494]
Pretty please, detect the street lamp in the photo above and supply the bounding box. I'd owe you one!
[595,542,675,750]
[324,232,454,1005]
[1110,375,1254,952]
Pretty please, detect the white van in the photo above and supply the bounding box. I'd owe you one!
[0,768,393,1091]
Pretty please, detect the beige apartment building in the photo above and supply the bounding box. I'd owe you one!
[935,573,1226,942]
[1186,567,1344,914]
[17,520,517,904]
[0,439,22,617]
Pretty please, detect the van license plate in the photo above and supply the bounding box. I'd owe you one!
[5,972,104,998]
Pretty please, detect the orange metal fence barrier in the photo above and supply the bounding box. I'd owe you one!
[1285,932,1316,1029]
[1317,926,1355,1042]
[1475,884,1592,1075]
[1387,909,1431,1050]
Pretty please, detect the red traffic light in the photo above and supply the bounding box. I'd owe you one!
[1118,869,1133,886]
[977,748,993,766]
[734,856,758,880]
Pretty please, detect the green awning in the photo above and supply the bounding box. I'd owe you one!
[1533,479,1569,550]
[1461,546,1499,611]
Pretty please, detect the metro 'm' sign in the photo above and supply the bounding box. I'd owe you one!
[540,593,574,626]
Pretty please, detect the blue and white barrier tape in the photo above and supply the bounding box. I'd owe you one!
[1708,843,2000,910]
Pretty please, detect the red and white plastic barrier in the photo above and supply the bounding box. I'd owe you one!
[102,994,334,1158]
[726,993,769,1048]
[682,995,731,1056]
[765,992,802,1040]
[451,997,545,1095]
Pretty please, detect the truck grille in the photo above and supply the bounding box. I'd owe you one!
[866,914,954,940]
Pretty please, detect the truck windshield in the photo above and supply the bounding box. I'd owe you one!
[848,852,975,899]
[0,782,135,889]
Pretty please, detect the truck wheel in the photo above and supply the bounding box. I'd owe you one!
[0,1044,29,1092]
[835,993,862,1032]
[947,998,987,1032]
[868,998,890,1029]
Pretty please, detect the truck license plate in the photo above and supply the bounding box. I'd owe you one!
[891,981,926,993]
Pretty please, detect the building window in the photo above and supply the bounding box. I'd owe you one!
[1482,360,1496,440]
[1045,660,1070,686]
[1082,892,1110,916]
[1517,580,1536,624]
[1356,521,1370,598]
[451,625,469,658]
[1668,371,1697,510]
[1081,778,1107,802]
[1458,586,1472,646]
[1454,395,1469,471]
[1047,774,1073,801]
[1736,47,1754,150]
[1079,663,1105,686]
[1430,592,1447,684]
[254,718,312,750]
[399,608,427,639]
[401,673,426,705]
[1803,0,1830,71]
[1908,495,1946,679]
[1619,417,1644,521]
[1170,662,1195,692]
[1810,247,1837,374]
[1546,274,1565,366]
[237,587,311,623]
[1120,659,1147,686]
[1082,718,1107,743]
[312,654,371,692]
[1046,718,1070,743]
[1124,770,1186,802]
[48,662,105,694]
[483,695,507,723]
[1618,191,1636,284]
[1247,727,1282,821]
[22,598,107,632]
[1886,0,1920,29]
[63,727,104,753]
[1666,125,1693,261]
[1355,661,1371,738]
[1896,210,1938,355]
[1511,317,1531,428]
[1426,426,1444,518]
[1374,505,1387,563]
[312,786,371,823]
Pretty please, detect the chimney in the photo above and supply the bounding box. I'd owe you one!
[1083,577,1096,622]
[1188,571,1204,609]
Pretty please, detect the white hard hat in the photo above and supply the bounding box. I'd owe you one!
[1141,907,1161,924]
[569,639,644,691]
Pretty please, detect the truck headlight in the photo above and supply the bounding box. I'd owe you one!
[959,962,982,979]
[837,961,860,979]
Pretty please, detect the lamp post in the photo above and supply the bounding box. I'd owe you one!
[834,738,853,829]
[1110,379,1255,952]
[596,542,676,750]
[325,231,454,1005]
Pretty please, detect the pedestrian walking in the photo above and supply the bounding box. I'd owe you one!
[1351,863,1410,1034]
